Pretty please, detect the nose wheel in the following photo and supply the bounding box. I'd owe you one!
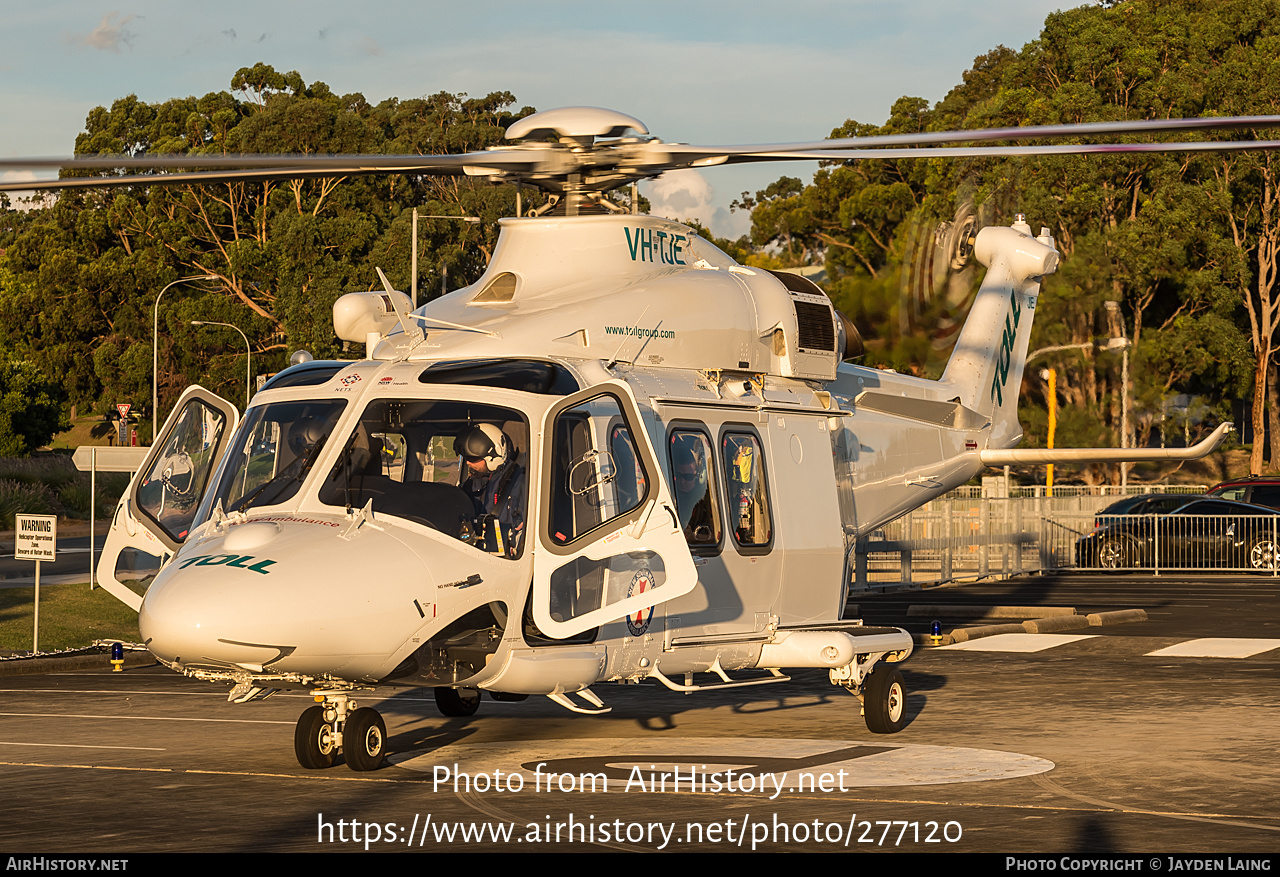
[294,694,386,772]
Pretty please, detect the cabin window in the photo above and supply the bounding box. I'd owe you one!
[668,428,722,552]
[721,431,773,551]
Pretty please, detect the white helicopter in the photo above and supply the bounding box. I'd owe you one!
[2,107,1262,771]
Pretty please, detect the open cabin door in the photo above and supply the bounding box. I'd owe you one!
[532,380,697,639]
[97,386,239,611]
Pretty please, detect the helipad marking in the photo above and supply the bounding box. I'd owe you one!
[939,633,1096,652]
[393,737,1054,790]
[1145,637,1280,658]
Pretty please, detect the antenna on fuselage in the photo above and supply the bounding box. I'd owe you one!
[605,303,651,369]
[375,268,421,343]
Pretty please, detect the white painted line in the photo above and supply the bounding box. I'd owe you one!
[1144,638,1280,658]
[0,712,292,724]
[0,741,165,751]
[394,737,1055,789]
[938,633,1097,653]
[0,689,229,697]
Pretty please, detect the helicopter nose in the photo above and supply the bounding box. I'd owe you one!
[136,518,445,675]
[139,564,292,671]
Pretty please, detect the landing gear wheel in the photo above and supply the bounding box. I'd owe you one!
[434,686,482,717]
[1097,537,1128,569]
[863,665,908,734]
[294,705,336,769]
[1249,537,1279,572]
[344,707,386,772]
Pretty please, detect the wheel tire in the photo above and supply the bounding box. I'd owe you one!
[1097,537,1129,570]
[1249,537,1279,572]
[294,705,336,770]
[863,665,908,734]
[434,686,482,717]
[344,708,386,772]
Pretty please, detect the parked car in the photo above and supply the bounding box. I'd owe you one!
[1076,497,1280,571]
[1207,476,1280,511]
[1091,493,1197,529]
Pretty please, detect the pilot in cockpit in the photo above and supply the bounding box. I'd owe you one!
[455,423,526,557]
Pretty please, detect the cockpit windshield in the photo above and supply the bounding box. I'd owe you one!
[205,399,348,516]
[318,399,529,558]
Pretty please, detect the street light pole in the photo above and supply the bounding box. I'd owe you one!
[1027,341,1122,495]
[412,213,482,305]
[1104,302,1132,488]
[190,321,251,408]
[153,275,218,442]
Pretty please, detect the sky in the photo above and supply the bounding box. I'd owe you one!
[0,0,1070,237]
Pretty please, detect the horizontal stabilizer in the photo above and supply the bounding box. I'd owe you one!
[979,423,1232,465]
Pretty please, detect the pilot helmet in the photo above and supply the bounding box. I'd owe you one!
[454,423,509,472]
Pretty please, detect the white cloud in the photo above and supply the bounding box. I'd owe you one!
[78,12,138,52]
[643,169,751,239]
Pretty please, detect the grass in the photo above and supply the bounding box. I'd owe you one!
[0,583,140,652]
[0,454,131,529]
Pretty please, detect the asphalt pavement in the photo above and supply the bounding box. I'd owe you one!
[0,571,1276,855]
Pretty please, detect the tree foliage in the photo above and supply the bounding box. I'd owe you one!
[741,0,1277,477]
[0,352,68,456]
[0,66,533,430]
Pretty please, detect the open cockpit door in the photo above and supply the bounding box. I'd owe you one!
[533,380,696,639]
[97,386,239,611]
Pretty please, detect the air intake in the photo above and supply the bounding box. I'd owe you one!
[794,301,836,352]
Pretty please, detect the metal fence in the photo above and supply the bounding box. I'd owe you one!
[850,485,1277,588]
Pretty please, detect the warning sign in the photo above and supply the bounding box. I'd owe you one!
[15,514,56,562]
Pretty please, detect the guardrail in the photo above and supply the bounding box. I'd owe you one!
[850,489,1276,588]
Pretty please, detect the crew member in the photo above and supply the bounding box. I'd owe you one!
[671,441,717,545]
[455,423,525,557]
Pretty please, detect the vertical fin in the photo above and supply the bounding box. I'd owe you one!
[939,220,1059,449]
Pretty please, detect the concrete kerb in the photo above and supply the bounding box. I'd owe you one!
[912,605,1150,645]
[1087,608,1149,626]
[907,605,1077,619]
[1022,614,1093,634]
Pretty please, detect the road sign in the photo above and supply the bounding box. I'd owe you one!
[16,514,56,654]
[15,514,56,562]
[116,403,131,419]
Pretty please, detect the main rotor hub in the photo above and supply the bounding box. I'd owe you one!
[505,107,649,144]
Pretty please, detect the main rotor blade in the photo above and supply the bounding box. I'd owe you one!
[5,113,1280,196]
[0,150,543,172]
[0,167,377,193]
[0,150,554,193]
[680,114,1280,154]
[725,138,1280,162]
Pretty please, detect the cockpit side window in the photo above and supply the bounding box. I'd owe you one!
[318,400,529,558]
[136,398,229,543]
[548,392,648,546]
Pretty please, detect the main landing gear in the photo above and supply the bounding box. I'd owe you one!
[830,656,910,734]
[295,693,386,772]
